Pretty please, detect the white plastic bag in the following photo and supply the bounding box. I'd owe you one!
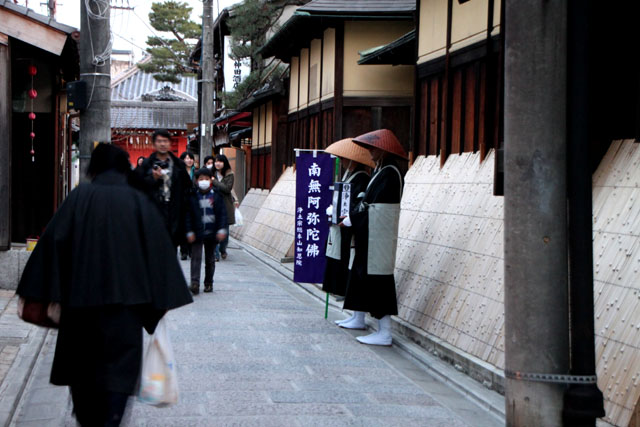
[138,318,179,406]
[234,208,244,227]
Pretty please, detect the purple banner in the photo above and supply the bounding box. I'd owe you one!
[294,151,334,283]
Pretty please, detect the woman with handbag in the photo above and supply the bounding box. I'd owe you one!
[16,144,193,426]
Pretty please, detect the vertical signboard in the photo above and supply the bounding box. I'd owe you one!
[294,151,333,283]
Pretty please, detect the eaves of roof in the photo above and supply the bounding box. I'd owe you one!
[237,79,286,111]
[358,30,416,66]
[0,0,77,34]
[297,0,415,16]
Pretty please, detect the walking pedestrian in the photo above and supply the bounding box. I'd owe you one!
[186,168,228,294]
[179,151,196,260]
[321,138,372,307]
[340,129,406,346]
[211,154,235,260]
[16,144,192,427]
[135,129,193,248]
[136,156,145,168]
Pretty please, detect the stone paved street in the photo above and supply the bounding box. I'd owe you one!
[10,244,501,426]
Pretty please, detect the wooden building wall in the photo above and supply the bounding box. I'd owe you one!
[343,21,414,98]
[414,0,502,165]
[251,102,273,190]
[286,21,415,158]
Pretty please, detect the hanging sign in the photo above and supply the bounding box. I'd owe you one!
[294,150,333,283]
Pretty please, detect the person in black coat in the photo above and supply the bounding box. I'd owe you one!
[134,129,194,248]
[319,138,373,303]
[185,168,228,294]
[16,144,193,426]
[322,163,369,299]
[341,129,406,346]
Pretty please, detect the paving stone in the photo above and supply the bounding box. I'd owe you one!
[269,390,373,404]
[346,403,464,419]
[16,403,67,421]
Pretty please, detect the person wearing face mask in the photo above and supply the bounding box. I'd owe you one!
[185,168,227,294]
[203,155,215,170]
[340,129,406,346]
[211,154,235,260]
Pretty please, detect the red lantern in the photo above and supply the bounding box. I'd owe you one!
[28,89,37,99]
[28,112,36,120]
[30,132,35,139]
[28,65,37,76]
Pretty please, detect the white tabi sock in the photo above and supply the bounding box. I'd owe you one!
[334,312,357,325]
[356,315,392,346]
[333,313,356,325]
[339,311,366,330]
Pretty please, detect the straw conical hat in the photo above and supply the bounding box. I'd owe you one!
[325,138,375,168]
[353,129,408,160]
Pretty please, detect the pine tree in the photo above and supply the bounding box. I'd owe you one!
[138,1,201,83]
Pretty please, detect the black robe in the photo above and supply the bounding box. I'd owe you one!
[17,170,192,394]
[322,168,370,296]
[343,158,404,319]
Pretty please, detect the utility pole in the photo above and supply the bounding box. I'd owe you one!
[503,0,569,425]
[79,0,111,180]
[200,0,215,161]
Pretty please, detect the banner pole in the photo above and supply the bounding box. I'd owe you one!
[325,157,341,319]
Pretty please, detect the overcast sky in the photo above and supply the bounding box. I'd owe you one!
[16,0,247,89]
[48,0,241,59]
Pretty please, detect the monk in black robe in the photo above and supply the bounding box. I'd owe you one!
[321,138,373,303]
[17,144,192,426]
[341,129,405,346]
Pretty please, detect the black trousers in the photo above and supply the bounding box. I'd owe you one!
[180,242,191,257]
[191,237,216,287]
[70,385,129,427]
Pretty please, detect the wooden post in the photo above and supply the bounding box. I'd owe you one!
[440,0,453,167]
[334,24,344,141]
[0,35,10,250]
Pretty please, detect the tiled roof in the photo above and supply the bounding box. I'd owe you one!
[298,0,415,15]
[260,0,414,61]
[111,101,197,130]
[111,60,198,101]
[0,0,77,34]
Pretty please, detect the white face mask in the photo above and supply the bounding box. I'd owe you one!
[206,164,213,169]
[198,180,211,190]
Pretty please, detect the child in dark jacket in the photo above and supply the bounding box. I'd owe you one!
[185,168,228,294]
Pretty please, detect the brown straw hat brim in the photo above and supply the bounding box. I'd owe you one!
[352,129,408,160]
[325,138,376,168]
